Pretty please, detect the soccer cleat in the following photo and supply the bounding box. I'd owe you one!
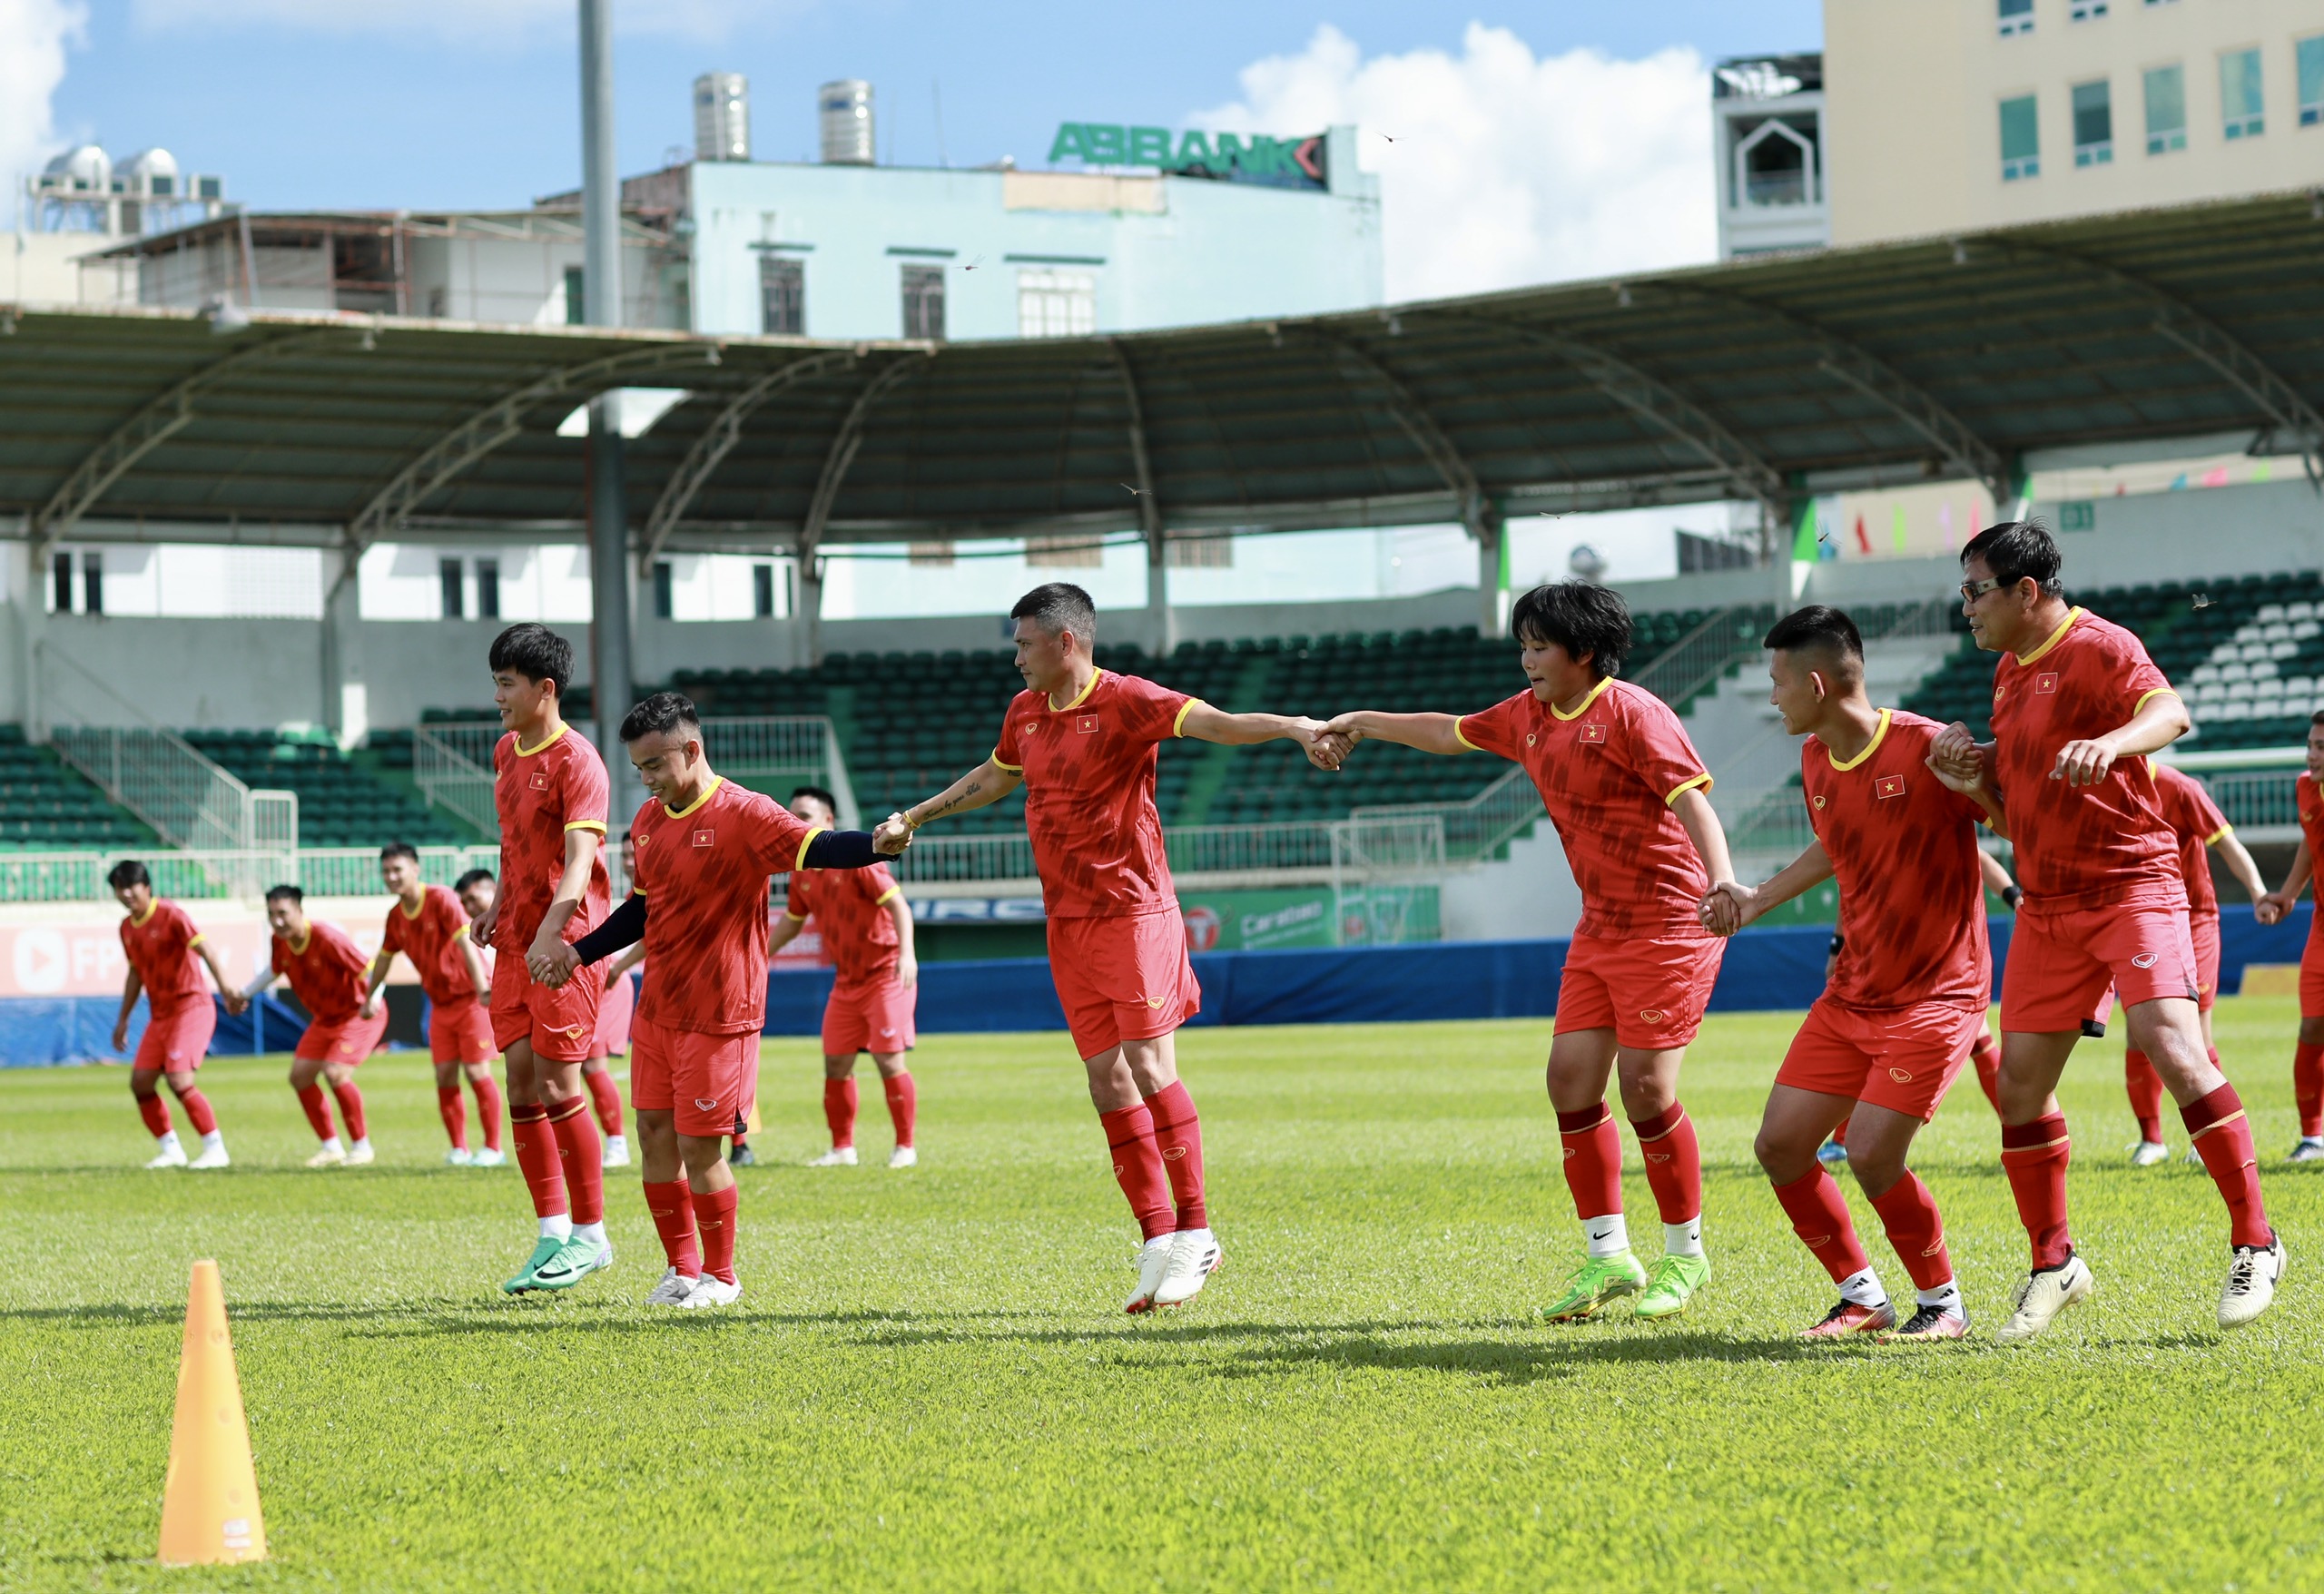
[2219,1233,2286,1328]
[186,1143,231,1171]
[530,1233,613,1292]
[1995,1254,2095,1344]
[343,1143,375,1167]
[1884,1304,1970,1342]
[1801,1299,1896,1339]
[305,1144,346,1169]
[1815,1137,1848,1165]
[144,1142,188,1170]
[469,1147,506,1168]
[502,1235,564,1295]
[1151,1228,1222,1309]
[445,1147,475,1166]
[1124,1235,1175,1314]
[679,1276,742,1310]
[1541,1252,1649,1323]
[643,1267,698,1306]
[1632,1252,1710,1321]
[602,1134,630,1169]
[2186,1145,2206,1167]
[2288,1137,2324,1164]
[889,1146,918,1169]
[807,1146,859,1167]
[2128,1140,2170,1167]
[731,1145,757,1167]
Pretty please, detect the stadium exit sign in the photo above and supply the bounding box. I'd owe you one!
[1047,123,1327,190]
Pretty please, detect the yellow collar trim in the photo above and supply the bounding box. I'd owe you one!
[663,775,724,821]
[1049,668,1104,714]
[515,723,568,758]
[130,898,158,927]
[397,890,427,920]
[1826,708,1893,772]
[2015,606,2083,667]
[1551,675,1614,723]
[285,929,310,956]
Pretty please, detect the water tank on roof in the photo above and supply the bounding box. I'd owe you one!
[44,143,112,193]
[694,73,749,162]
[820,80,875,164]
[120,147,179,196]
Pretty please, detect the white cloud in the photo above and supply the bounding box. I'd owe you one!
[128,0,813,44]
[1192,23,1717,302]
[0,0,85,209]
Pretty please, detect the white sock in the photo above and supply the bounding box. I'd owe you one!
[350,1136,371,1154]
[154,1129,182,1150]
[1838,1267,1886,1307]
[573,1220,606,1246]
[1581,1215,1630,1258]
[1917,1279,1963,1311]
[1663,1219,1704,1258]
[200,1130,223,1149]
[319,1135,344,1154]
[539,1214,573,1241]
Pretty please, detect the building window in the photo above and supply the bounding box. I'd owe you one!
[2145,64,2188,153]
[2072,80,2114,165]
[564,266,586,325]
[759,256,804,336]
[476,557,501,620]
[2221,49,2265,139]
[901,264,946,340]
[652,560,675,619]
[1017,270,1097,338]
[2068,0,2105,17]
[1166,536,1233,569]
[1999,94,2041,179]
[81,552,103,615]
[1735,119,1819,207]
[50,552,71,614]
[438,557,464,619]
[1998,0,2034,38]
[1024,536,1101,568]
[2299,35,2324,126]
[753,563,776,616]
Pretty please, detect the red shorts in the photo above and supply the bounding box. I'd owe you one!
[2301,926,2324,1017]
[1555,931,1725,1050]
[822,975,917,1056]
[428,996,497,1065]
[2191,912,2221,1015]
[589,969,635,1059]
[1048,910,1201,1061]
[134,997,214,1075]
[2001,903,2199,1033]
[490,948,601,1063]
[295,1008,389,1066]
[1776,998,1986,1122]
[631,1015,759,1138]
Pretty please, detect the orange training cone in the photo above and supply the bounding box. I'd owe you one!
[157,1259,267,1566]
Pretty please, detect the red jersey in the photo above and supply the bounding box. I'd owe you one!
[120,899,210,1009]
[631,776,818,1036]
[1987,608,2183,915]
[1801,709,1991,1009]
[784,861,902,985]
[380,883,478,1007]
[993,669,1197,920]
[2150,763,2230,921]
[272,919,370,1028]
[1456,676,1714,939]
[2298,773,2324,919]
[492,724,611,955]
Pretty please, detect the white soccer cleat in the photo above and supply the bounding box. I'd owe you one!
[469,1146,506,1167]
[679,1276,742,1309]
[305,1144,347,1168]
[2128,1140,2170,1167]
[186,1142,231,1171]
[807,1146,858,1167]
[602,1134,631,1169]
[144,1141,188,1170]
[643,1267,699,1306]
[1151,1228,1223,1310]
[2288,1136,2324,1164]
[343,1142,376,1167]
[888,1146,918,1169]
[445,1147,475,1166]
[2220,1233,2286,1328]
[1124,1235,1175,1314]
[1995,1254,2094,1345]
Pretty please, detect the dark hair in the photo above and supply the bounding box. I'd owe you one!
[1509,581,1632,680]
[454,868,495,893]
[1763,605,1866,663]
[379,841,420,865]
[488,623,574,694]
[1010,582,1098,642]
[619,691,701,743]
[1961,520,2063,598]
[264,883,303,905]
[2310,710,2324,730]
[790,784,839,817]
[106,859,151,890]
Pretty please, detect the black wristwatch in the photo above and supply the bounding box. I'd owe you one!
[2002,885,2023,910]
[1827,932,1845,957]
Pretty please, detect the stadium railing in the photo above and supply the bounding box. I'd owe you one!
[0,844,503,904]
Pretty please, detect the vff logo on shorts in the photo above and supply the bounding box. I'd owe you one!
[2132,953,2159,969]
[1639,1009,1667,1025]
[694,1097,720,1112]
[1875,774,1905,800]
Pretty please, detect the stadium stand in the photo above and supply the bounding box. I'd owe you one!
[182,727,473,848]
[0,725,151,850]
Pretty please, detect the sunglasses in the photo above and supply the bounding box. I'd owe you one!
[1958,576,2009,602]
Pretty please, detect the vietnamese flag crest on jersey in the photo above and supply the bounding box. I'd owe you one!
[1075,713,1099,734]
[1876,774,1906,800]
[1579,723,1608,743]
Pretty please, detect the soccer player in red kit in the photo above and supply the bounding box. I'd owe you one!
[773,785,921,1169]
[2122,761,2272,1165]
[1932,522,2281,1339]
[109,859,243,1169]
[359,842,503,1167]
[544,693,907,1307]
[876,583,1336,1314]
[2256,713,2324,1160]
[579,828,635,1170]
[241,885,386,1167]
[1705,606,2006,1341]
[468,624,614,1295]
[1322,580,1739,1323]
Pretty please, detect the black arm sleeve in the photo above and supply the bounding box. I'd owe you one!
[571,891,646,966]
[802,829,883,870]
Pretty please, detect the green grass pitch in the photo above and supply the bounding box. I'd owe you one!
[4,999,2321,1590]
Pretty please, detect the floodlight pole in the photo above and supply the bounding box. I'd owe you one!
[577,0,634,792]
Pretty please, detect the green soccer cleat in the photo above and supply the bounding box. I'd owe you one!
[530,1233,613,1292]
[502,1235,564,1295]
[1633,1252,1710,1321]
[1541,1252,1649,1323]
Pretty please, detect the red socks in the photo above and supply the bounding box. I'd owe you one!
[1630,1101,1702,1225]
[1830,1116,1849,1147]
[2183,1082,2271,1249]
[1556,1105,1623,1221]
[1770,1167,1870,1283]
[824,1078,858,1148]
[884,1072,917,1149]
[296,1083,335,1142]
[1866,1171,1951,1293]
[2000,1113,2073,1270]
[644,1178,702,1277]
[178,1087,217,1137]
[472,1074,504,1152]
[1970,1029,2003,1115]
[2296,1043,2324,1138]
[1143,1081,1207,1230]
[438,1086,468,1151]
[508,1101,568,1219]
[2123,1050,2166,1144]
[692,1185,740,1284]
[330,1080,367,1142]
[585,1068,624,1137]
[546,1096,605,1225]
[1098,1102,1175,1240]
[138,1092,172,1138]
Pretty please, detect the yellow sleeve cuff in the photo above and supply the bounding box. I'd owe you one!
[783,910,807,923]
[2132,687,2180,715]
[1452,716,1482,753]
[873,885,901,906]
[1664,772,1715,806]
[2206,824,2232,845]
[451,924,469,941]
[990,752,1022,772]
[565,820,607,832]
[793,825,829,873]
[185,933,206,950]
[1172,699,1204,737]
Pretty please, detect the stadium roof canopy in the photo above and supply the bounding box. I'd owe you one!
[2,189,2319,569]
